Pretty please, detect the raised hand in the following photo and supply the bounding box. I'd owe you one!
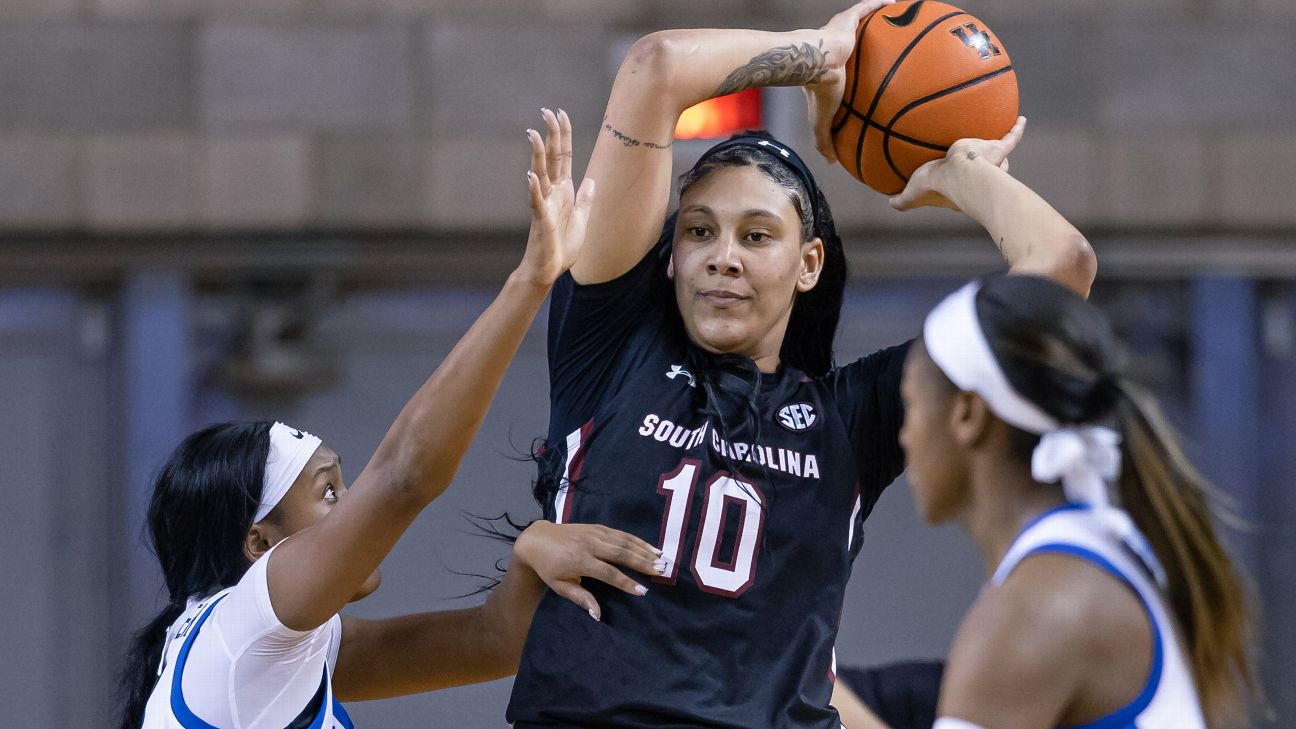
[889,116,1026,211]
[514,520,663,621]
[805,0,897,164]
[517,108,597,286]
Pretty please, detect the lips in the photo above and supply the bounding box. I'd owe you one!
[698,290,749,309]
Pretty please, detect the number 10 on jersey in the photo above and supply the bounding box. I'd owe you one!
[656,459,765,598]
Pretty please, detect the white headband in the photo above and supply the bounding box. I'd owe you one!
[924,280,1166,587]
[256,422,323,523]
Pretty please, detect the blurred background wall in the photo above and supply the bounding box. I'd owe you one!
[0,0,1293,726]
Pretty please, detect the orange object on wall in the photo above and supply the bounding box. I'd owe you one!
[675,89,763,140]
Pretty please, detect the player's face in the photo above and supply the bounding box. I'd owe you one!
[900,341,970,523]
[670,165,823,365]
[261,445,382,601]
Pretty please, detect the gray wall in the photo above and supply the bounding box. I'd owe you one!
[0,0,1293,232]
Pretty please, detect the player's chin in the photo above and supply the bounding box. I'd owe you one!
[910,476,949,525]
[351,568,382,602]
[692,321,758,356]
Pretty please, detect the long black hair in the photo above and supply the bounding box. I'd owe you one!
[117,421,273,729]
[970,275,1257,727]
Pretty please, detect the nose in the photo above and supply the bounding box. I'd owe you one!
[705,237,742,277]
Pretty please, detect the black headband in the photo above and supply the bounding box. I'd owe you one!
[691,134,821,225]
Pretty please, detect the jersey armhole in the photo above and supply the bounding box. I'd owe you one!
[1021,544,1165,729]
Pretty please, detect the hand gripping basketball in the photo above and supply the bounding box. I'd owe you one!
[888,115,1025,212]
[518,108,597,286]
[805,0,898,165]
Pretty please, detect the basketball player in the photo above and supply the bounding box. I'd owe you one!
[901,274,1256,728]
[506,2,1097,726]
[118,116,664,728]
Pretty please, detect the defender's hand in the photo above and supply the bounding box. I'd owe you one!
[517,108,596,286]
[514,520,663,621]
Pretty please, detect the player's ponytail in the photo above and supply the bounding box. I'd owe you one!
[974,275,1256,728]
[1111,380,1257,727]
[116,421,273,729]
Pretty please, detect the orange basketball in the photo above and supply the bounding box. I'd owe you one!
[831,0,1018,194]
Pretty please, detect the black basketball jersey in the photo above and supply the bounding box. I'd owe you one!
[507,239,909,729]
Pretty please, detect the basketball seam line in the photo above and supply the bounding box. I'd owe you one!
[881,64,1016,184]
[836,108,950,152]
[852,9,968,183]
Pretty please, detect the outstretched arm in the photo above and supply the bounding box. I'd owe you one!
[572,0,895,284]
[334,521,661,700]
[266,115,597,631]
[889,118,1098,298]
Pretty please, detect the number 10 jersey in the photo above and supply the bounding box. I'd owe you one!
[507,241,909,729]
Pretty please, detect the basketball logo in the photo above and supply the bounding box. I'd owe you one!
[777,403,817,432]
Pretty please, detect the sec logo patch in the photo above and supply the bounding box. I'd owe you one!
[776,403,817,432]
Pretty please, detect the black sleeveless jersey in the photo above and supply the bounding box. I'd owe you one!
[507,239,909,729]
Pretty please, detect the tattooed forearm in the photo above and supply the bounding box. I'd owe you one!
[714,40,830,97]
[603,122,672,150]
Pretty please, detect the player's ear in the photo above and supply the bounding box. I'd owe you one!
[796,237,824,293]
[949,391,993,448]
[244,522,274,563]
[666,255,675,281]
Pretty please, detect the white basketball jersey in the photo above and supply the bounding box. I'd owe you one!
[140,543,352,729]
[993,503,1205,729]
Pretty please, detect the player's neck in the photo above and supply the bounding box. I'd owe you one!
[751,351,780,373]
[962,454,1068,576]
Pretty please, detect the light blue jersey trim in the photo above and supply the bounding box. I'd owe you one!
[1026,543,1164,729]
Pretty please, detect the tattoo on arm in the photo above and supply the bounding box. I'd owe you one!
[603,122,672,150]
[714,40,830,97]
[967,151,980,161]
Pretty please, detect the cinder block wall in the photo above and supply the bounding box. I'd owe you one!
[0,0,1292,232]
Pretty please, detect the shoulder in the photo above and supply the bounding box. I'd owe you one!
[940,556,1108,726]
[821,341,912,399]
[942,553,1151,727]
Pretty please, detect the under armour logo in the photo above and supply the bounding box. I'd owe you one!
[757,140,790,158]
[666,365,696,387]
[950,23,1001,60]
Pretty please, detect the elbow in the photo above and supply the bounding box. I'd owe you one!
[371,455,449,509]
[1050,230,1098,299]
[614,31,681,97]
[624,31,678,77]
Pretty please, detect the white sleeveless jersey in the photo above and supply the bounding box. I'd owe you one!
[992,503,1205,729]
[140,544,353,729]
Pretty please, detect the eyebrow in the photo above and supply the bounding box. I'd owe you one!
[680,205,782,221]
[314,459,340,477]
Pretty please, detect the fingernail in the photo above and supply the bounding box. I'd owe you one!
[651,547,663,556]
[588,608,600,621]
[653,559,666,573]
[634,584,648,596]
